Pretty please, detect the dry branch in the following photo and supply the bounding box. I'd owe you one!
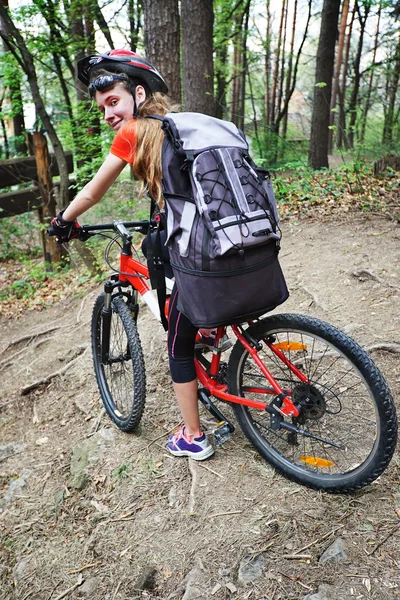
[53,574,84,600]
[188,459,198,515]
[20,346,89,395]
[366,522,400,556]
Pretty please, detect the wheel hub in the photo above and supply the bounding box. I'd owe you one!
[293,383,326,424]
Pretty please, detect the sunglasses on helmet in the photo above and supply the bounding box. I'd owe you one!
[88,74,127,97]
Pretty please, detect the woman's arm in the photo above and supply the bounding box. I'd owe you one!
[62,153,127,221]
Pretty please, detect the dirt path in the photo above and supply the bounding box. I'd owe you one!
[1,214,400,600]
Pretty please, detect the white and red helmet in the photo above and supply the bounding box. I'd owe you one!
[77,49,168,94]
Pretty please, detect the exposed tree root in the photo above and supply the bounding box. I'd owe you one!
[366,342,400,354]
[352,269,400,289]
[20,345,89,396]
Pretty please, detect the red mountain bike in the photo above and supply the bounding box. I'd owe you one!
[50,219,397,493]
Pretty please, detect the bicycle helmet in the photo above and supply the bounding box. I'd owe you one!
[77,49,168,94]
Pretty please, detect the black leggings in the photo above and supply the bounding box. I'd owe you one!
[167,283,198,383]
[142,231,198,383]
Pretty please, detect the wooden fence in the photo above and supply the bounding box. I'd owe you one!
[0,150,74,219]
[0,132,74,264]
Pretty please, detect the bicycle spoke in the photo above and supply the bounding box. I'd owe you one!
[228,314,397,491]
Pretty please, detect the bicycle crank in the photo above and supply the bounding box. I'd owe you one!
[198,388,235,447]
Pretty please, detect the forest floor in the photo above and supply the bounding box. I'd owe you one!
[1,189,400,599]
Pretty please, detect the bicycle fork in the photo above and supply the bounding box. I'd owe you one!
[101,281,113,364]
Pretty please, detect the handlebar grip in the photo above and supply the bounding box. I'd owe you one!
[47,227,56,236]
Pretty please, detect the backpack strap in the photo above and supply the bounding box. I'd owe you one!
[145,212,169,331]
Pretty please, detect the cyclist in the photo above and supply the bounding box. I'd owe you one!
[52,50,222,461]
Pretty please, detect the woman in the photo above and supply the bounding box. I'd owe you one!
[52,50,221,460]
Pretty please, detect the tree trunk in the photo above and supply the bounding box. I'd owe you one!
[0,4,70,207]
[181,0,214,115]
[143,0,181,104]
[328,0,350,153]
[282,0,298,139]
[231,11,243,126]
[347,1,370,149]
[0,0,27,155]
[336,4,355,149]
[308,0,341,170]
[276,0,288,140]
[274,0,312,133]
[128,0,141,52]
[265,0,272,125]
[33,132,63,267]
[360,1,382,144]
[383,32,400,145]
[270,1,285,126]
[238,1,250,132]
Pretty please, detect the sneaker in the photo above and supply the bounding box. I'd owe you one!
[195,331,232,353]
[167,427,214,460]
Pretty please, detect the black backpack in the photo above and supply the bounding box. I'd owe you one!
[148,112,289,329]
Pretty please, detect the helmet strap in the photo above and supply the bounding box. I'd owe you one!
[129,82,139,117]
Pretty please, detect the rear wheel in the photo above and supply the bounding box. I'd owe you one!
[91,293,146,431]
[228,314,397,493]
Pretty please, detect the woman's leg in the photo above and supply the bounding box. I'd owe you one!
[167,285,214,458]
[172,379,201,439]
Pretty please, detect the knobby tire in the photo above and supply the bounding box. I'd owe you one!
[91,293,146,431]
[227,314,397,493]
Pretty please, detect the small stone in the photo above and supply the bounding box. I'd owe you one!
[79,577,99,597]
[303,583,335,600]
[168,486,178,507]
[238,554,265,585]
[0,442,26,463]
[319,538,347,565]
[133,566,157,591]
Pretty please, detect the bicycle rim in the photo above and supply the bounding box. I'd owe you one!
[91,293,146,431]
[228,314,397,492]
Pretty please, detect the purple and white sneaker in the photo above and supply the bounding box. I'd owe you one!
[167,427,214,460]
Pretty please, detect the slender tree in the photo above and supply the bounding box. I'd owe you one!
[265,0,272,124]
[328,0,350,153]
[360,1,382,144]
[382,31,400,145]
[308,0,341,169]
[0,0,27,155]
[347,0,371,148]
[336,2,355,148]
[0,3,70,206]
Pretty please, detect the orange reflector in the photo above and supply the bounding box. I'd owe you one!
[300,456,334,467]
[274,341,307,351]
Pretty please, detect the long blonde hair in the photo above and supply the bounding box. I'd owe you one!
[134,93,180,208]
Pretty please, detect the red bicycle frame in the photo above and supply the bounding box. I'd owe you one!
[118,251,301,418]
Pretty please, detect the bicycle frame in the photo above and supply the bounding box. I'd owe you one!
[107,226,301,419]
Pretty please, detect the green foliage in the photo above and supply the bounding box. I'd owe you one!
[0,213,42,261]
[113,464,131,480]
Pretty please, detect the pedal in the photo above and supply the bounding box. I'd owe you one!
[212,421,232,447]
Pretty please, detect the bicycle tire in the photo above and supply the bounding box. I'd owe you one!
[227,313,397,493]
[91,293,146,431]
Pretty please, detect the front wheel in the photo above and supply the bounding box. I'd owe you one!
[228,314,397,493]
[91,293,146,431]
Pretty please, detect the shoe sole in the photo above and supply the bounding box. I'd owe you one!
[167,445,215,460]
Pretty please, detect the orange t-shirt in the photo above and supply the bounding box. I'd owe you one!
[110,120,137,164]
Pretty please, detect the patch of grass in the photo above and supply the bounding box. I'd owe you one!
[113,464,131,480]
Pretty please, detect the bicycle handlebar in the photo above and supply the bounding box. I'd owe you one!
[47,219,157,239]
